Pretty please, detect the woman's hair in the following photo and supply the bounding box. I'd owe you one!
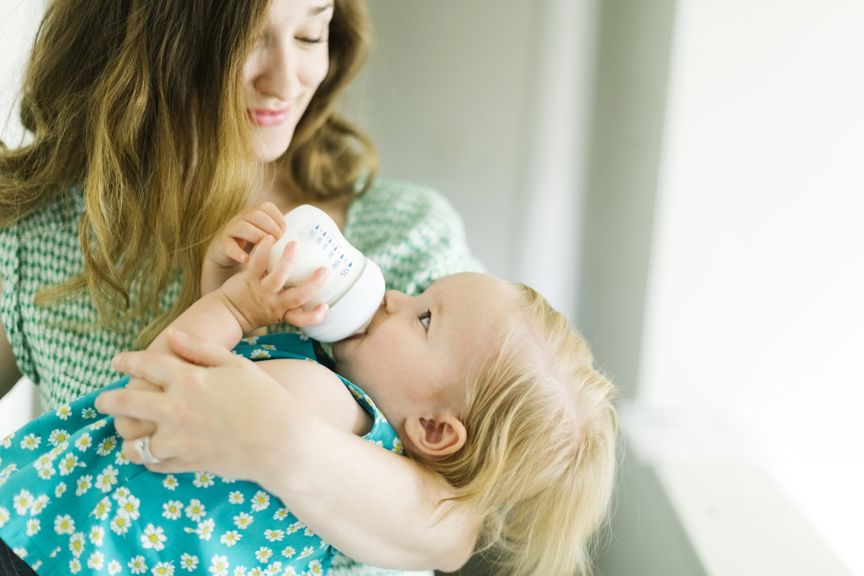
[415,284,619,576]
[0,0,377,347]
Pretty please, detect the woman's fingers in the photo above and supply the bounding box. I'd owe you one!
[95,388,173,422]
[167,330,249,369]
[109,349,188,388]
[113,415,157,440]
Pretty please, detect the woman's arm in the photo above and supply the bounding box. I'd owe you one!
[105,335,479,571]
[0,277,23,401]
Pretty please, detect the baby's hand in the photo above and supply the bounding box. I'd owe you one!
[202,202,286,292]
[219,235,329,333]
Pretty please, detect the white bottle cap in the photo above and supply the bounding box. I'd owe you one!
[302,258,385,343]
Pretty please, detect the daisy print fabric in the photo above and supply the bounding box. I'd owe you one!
[0,334,402,575]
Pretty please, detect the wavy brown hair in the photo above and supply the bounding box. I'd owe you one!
[0,0,377,347]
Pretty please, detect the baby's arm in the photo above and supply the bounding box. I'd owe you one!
[147,217,327,358]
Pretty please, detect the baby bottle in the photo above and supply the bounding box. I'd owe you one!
[267,204,385,343]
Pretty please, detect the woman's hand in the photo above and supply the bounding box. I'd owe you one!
[96,331,294,480]
[201,202,286,293]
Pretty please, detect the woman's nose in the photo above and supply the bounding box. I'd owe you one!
[255,43,299,101]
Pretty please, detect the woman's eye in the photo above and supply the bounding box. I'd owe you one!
[419,310,432,331]
[296,35,327,45]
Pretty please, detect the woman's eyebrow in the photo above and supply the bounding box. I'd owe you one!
[310,3,334,16]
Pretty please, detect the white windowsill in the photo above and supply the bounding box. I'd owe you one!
[619,401,853,576]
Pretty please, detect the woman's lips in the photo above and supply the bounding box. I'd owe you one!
[248,107,291,127]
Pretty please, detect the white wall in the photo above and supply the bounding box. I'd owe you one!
[640,0,864,572]
[347,0,597,318]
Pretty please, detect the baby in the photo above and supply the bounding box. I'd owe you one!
[0,206,618,576]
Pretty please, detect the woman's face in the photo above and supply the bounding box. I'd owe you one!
[243,0,334,162]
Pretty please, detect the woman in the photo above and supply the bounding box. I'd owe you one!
[0,0,482,574]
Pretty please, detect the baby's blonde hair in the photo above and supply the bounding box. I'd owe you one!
[417,283,618,576]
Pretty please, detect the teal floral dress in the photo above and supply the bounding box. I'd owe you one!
[0,334,402,576]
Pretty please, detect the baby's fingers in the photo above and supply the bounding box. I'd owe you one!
[263,241,298,292]
[244,206,285,240]
[283,303,329,328]
[247,235,276,277]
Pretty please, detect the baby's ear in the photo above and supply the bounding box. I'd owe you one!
[404,414,466,458]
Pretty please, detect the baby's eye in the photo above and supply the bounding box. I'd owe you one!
[419,310,432,331]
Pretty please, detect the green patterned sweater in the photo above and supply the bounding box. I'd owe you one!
[0,179,483,410]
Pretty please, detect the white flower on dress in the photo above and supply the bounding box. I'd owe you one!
[55,514,75,535]
[86,551,105,570]
[152,560,175,575]
[141,523,167,551]
[191,518,215,541]
[233,512,253,530]
[48,429,69,446]
[110,514,131,535]
[228,491,244,505]
[108,560,122,575]
[69,532,86,557]
[115,451,131,465]
[89,525,106,546]
[128,555,148,574]
[59,453,81,475]
[97,436,118,456]
[13,489,33,515]
[37,463,56,480]
[163,474,179,490]
[209,554,230,576]
[81,407,98,419]
[180,553,199,572]
[261,344,276,351]
[0,433,12,449]
[303,527,314,537]
[286,520,305,535]
[250,349,271,359]
[280,546,295,559]
[272,508,289,521]
[264,561,282,575]
[283,567,297,576]
[254,547,273,563]
[30,494,49,515]
[220,530,242,547]
[307,560,324,576]
[193,472,215,488]
[250,490,270,512]
[92,497,112,520]
[162,500,184,520]
[20,433,41,450]
[263,529,283,542]
[56,405,72,420]
[69,557,82,574]
[233,567,248,576]
[0,507,10,528]
[96,465,119,492]
[74,432,92,452]
[89,418,109,430]
[112,487,131,501]
[119,494,141,520]
[240,336,259,345]
[75,474,93,496]
[248,569,264,576]
[54,482,67,497]
[26,518,41,536]
[299,546,314,559]
[185,498,206,521]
